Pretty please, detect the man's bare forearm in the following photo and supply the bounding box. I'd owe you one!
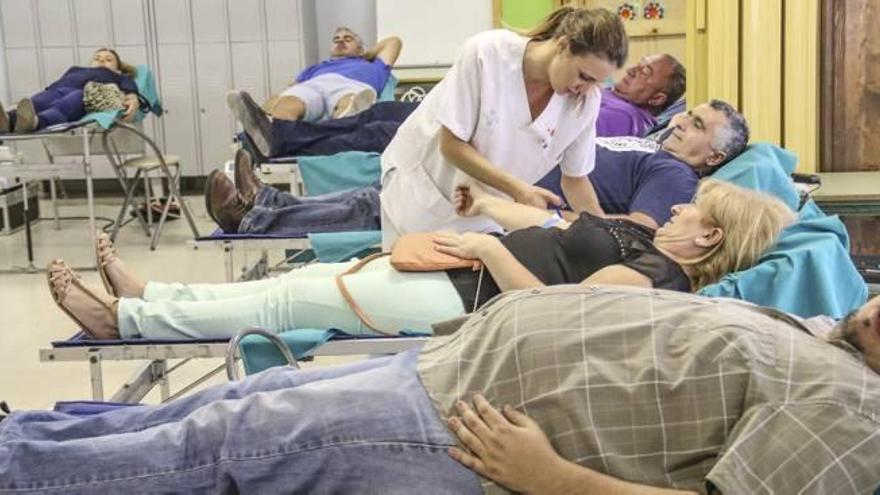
[537,460,700,495]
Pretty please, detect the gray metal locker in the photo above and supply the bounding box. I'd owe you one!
[194,42,233,175]
[36,0,73,47]
[1,0,315,178]
[73,0,112,47]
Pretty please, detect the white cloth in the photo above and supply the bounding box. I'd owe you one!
[380,30,600,248]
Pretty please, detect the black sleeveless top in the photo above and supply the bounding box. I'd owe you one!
[446,212,690,310]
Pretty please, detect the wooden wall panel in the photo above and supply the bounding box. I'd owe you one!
[686,0,739,109]
[822,0,880,257]
[825,0,880,173]
[783,0,819,173]
[741,0,782,143]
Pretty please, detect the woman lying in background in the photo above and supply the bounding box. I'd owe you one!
[47,179,793,340]
[0,47,141,133]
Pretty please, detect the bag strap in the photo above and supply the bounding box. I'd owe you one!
[334,252,395,335]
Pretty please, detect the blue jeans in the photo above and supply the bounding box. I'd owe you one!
[30,86,87,129]
[271,101,417,157]
[238,184,381,236]
[0,349,481,494]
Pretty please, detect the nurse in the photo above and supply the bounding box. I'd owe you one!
[380,7,628,248]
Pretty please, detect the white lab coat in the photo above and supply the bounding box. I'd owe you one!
[380,30,600,248]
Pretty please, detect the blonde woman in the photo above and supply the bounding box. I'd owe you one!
[0,48,141,133]
[48,179,793,341]
[378,7,629,249]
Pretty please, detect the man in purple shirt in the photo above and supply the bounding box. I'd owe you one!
[261,27,402,126]
[230,52,683,159]
[598,53,686,137]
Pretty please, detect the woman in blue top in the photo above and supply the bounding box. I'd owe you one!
[0,48,141,133]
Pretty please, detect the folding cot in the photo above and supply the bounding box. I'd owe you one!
[38,141,869,405]
[192,75,401,280]
[193,149,383,281]
[0,65,199,275]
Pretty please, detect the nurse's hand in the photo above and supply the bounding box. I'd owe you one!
[454,183,489,217]
[515,185,561,209]
[432,232,498,261]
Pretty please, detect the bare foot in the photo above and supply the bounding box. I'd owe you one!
[48,261,120,339]
[96,232,146,298]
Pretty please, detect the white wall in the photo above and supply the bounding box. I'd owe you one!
[376,0,492,67]
[0,23,8,108]
[315,0,376,61]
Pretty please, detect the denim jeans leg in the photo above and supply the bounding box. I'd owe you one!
[0,356,395,444]
[0,349,483,494]
[253,184,303,209]
[252,184,372,210]
[239,186,381,235]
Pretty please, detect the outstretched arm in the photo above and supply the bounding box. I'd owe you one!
[364,36,403,66]
[448,394,701,495]
[454,183,571,232]
[441,127,562,209]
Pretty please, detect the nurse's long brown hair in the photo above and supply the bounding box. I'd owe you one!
[527,6,628,68]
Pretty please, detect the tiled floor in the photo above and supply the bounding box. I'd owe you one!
[0,194,321,410]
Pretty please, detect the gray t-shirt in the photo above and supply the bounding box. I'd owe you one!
[417,285,880,494]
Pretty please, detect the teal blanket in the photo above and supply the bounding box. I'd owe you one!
[701,143,867,318]
[296,151,380,196]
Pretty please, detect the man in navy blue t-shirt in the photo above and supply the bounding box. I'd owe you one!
[536,100,751,230]
[207,100,750,237]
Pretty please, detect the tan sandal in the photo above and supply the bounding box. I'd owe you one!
[95,231,120,297]
[47,260,118,339]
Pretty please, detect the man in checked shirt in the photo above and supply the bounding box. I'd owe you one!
[2,285,879,493]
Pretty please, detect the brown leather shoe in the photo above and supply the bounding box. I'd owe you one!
[205,169,252,233]
[233,148,263,204]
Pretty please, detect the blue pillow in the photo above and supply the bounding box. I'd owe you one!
[699,143,867,319]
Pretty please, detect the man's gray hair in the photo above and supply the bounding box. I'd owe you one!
[333,26,363,48]
[708,99,749,164]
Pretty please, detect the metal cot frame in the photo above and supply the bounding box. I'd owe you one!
[0,120,200,273]
[39,336,425,403]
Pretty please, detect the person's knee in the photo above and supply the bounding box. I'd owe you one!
[267,96,306,121]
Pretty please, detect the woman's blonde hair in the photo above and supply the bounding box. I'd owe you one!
[526,6,628,68]
[683,179,795,290]
[95,48,137,77]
